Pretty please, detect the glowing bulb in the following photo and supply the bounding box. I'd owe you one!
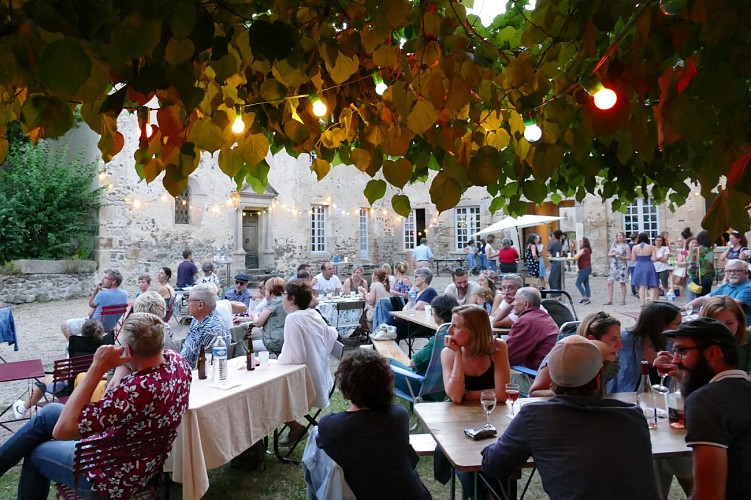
[523,120,542,143]
[593,88,617,110]
[133,200,142,209]
[310,95,328,117]
[372,73,388,95]
[231,113,245,134]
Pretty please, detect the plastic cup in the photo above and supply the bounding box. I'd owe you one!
[259,351,269,369]
[424,305,432,318]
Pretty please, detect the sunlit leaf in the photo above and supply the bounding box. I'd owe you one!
[311,157,331,180]
[406,100,438,135]
[238,133,270,167]
[192,116,228,153]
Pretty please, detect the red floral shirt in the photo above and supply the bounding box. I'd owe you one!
[78,350,191,498]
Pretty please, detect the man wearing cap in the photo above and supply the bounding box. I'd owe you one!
[224,273,253,307]
[661,318,751,500]
[482,336,659,499]
[685,259,751,324]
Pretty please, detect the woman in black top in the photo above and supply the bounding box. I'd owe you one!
[317,349,431,500]
[441,304,511,403]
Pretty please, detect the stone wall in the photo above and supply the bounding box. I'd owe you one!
[0,260,98,304]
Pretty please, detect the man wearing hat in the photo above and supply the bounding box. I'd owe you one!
[482,336,659,499]
[224,273,253,307]
[661,317,751,500]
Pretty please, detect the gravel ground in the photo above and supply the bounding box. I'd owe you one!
[0,272,689,445]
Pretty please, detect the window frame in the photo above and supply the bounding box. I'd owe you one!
[454,206,481,251]
[310,205,327,253]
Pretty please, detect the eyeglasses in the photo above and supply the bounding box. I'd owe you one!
[671,346,703,358]
[235,280,247,285]
[187,298,203,304]
[725,269,746,274]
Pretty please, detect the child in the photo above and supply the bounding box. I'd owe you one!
[136,274,151,298]
[468,286,495,314]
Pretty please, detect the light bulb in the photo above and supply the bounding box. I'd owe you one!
[372,73,388,95]
[310,95,328,117]
[231,114,245,134]
[593,88,617,110]
[523,123,542,143]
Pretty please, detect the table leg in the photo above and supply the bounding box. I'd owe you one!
[450,469,456,500]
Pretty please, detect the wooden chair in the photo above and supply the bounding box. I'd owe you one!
[55,429,177,500]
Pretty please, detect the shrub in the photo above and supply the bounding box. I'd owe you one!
[0,141,101,263]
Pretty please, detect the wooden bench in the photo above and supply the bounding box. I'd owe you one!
[372,339,411,366]
[409,433,436,456]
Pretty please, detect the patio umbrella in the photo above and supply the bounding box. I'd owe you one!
[475,214,562,250]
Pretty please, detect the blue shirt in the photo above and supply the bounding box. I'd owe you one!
[223,288,253,307]
[180,310,231,369]
[412,244,433,262]
[710,279,751,324]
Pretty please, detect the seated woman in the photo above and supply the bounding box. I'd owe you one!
[317,349,431,500]
[278,279,338,446]
[441,304,511,403]
[410,294,459,375]
[13,319,105,419]
[249,277,287,355]
[700,296,749,371]
[198,261,222,295]
[389,267,438,341]
[343,265,369,295]
[477,271,503,314]
[362,269,391,330]
[467,286,495,314]
[608,302,681,393]
[529,311,623,397]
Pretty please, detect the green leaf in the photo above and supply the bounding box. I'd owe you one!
[429,172,462,212]
[37,39,91,100]
[170,2,197,38]
[20,94,75,138]
[521,180,548,203]
[218,147,246,178]
[351,148,371,172]
[192,116,228,153]
[391,194,411,217]
[238,133,270,167]
[165,37,195,66]
[364,179,387,204]
[382,158,412,188]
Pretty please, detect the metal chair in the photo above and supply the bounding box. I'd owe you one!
[273,341,345,464]
[392,323,448,407]
[100,304,130,344]
[54,429,177,500]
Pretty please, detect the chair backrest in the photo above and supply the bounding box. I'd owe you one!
[230,325,249,357]
[100,304,129,333]
[540,299,575,327]
[418,323,448,401]
[556,321,581,342]
[163,295,177,323]
[302,427,356,500]
[67,429,177,499]
[67,336,102,359]
[51,355,95,401]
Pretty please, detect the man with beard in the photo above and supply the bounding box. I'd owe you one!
[685,259,751,324]
[661,318,751,500]
[443,268,479,305]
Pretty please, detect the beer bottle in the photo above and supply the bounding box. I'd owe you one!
[246,333,255,371]
[198,345,207,379]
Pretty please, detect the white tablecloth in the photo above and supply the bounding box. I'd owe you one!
[165,358,316,499]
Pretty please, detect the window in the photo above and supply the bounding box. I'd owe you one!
[455,206,481,251]
[403,209,427,250]
[175,187,190,224]
[359,209,369,261]
[311,205,327,252]
[624,198,659,241]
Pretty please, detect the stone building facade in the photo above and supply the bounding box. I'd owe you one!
[60,114,708,291]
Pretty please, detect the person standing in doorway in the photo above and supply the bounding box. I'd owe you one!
[412,238,434,270]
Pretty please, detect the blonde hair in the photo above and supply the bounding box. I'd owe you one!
[119,312,165,357]
[133,291,166,318]
[452,304,494,357]
[701,296,747,346]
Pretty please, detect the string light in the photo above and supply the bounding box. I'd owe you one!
[310,95,328,117]
[580,76,617,110]
[372,73,388,95]
[231,108,245,134]
[523,118,542,143]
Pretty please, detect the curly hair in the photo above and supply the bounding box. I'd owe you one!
[285,279,313,309]
[336,349,394,411]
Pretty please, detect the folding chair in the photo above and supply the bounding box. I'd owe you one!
[163,296,177,323]
[55,429,177,500]
[392,324,448,407]
[99,304,130,344]
[0,358,44,432]
[48,355,95,404]
[273,341,345,465]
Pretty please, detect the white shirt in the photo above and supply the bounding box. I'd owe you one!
[312,274,343,294]
[215,299,234,329]
[278,309,338,408]
[654,246,671,273]
[444,281,480,305]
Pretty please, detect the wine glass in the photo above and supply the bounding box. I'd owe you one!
[653,353,675,394]
[480,391,497,429]
[505,383,520,418]
[684,304,693,317]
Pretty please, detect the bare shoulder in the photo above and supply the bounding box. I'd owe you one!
[493,338,508,354]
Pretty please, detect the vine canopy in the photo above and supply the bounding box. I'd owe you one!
[0,0,750,236]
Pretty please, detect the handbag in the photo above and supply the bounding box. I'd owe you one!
[370,324,397,340]
[687,248,702,294]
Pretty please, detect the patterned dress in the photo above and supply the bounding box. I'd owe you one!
[608,243,628,283]
[525,245,540,278]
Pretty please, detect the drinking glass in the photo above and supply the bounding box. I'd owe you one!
[505,383,520,418]
[653,353,675,394]
[684,304,693,317]
[480,391,496,429]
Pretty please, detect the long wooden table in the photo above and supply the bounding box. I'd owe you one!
[164,358,316,499]
[416,393,691,499]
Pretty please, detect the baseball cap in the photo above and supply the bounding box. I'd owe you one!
[548,336,603,388]
[234,273,250,283]
[662,317,736,348]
